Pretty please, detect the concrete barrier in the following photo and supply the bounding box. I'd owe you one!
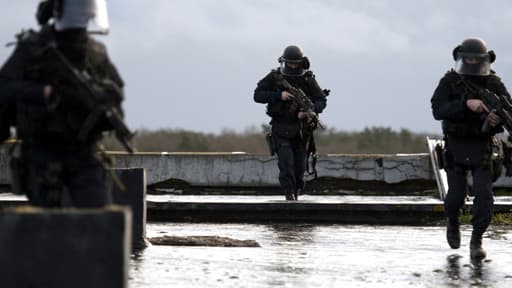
[1,148,511,188]
[112,168,148,251]
[109,152,434,186]
[107,152,512,188]
[0,205,131,288]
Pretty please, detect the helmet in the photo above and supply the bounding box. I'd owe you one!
[278,45,310,76]
[50,0,110,34]
[36,0,54,25]
[452,38,496,76]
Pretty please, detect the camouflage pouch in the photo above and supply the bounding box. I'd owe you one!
[490,136,504,182]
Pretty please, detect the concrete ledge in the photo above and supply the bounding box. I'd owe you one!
[146,201,446,224]
[2,198,511,225]
[145,201,512,225]
[0,205,131,288]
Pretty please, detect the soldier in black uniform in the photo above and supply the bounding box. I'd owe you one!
[431,38,510,260]
[0,0,125,207]
[254,45,327,200]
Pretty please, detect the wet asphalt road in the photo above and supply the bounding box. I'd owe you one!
[130,223,512,288]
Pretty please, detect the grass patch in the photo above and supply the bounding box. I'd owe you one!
[460,211,512,225]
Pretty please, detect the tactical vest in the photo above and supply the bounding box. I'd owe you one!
[266,70,315,120]
[12,26,120,146]
[441,71,501,138]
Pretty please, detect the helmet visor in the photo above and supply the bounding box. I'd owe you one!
[54,0,109,34]
[280,62,305,77]
[455,52,490,76]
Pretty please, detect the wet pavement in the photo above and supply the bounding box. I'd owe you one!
[146,195,443,204]
[146,194,512,204]
[2,193,512,205]
[1,193,511,286]
[131,223,512,287]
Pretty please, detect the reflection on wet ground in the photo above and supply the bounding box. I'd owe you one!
[130,223,512,287]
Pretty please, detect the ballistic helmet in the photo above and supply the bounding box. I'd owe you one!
[452,38,495,76]
[36,0,109,34]
[278,45,310,76]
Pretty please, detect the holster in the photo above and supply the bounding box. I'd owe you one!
[8,143,25,195]
[503,139,512,177]
[265,132,277,156]
[306,135,318,179]
[434,143,445,170]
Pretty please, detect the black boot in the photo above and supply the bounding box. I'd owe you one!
[285,191,295,201]
[294,188,301,201]
[470,233,486,261]
[446,218,461,249]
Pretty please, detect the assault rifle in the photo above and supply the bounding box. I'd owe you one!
[459,76,512,176]
[459,77,512,135]
[38,42,136,153]
[276,76,323,133]
[275,75,326,178]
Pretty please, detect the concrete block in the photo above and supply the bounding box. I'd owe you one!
[111,168,148,251]
[0,206,131,288]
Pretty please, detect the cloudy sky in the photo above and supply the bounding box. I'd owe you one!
[2,1,512,134]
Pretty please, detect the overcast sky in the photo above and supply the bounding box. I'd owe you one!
[2,1,512,134]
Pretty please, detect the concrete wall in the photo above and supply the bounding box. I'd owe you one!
[108,152,434,186]
[1,147,511,187]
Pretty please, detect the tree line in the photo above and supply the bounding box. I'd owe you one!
[102,125,439,154]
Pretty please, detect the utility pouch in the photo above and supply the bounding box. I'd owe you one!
[490,136,504,182]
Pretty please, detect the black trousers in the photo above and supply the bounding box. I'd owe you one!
[20,145,111,208]
[445,164,494,237]
[274,134,308,194]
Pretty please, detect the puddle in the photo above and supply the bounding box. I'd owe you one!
[130,223,512,287]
